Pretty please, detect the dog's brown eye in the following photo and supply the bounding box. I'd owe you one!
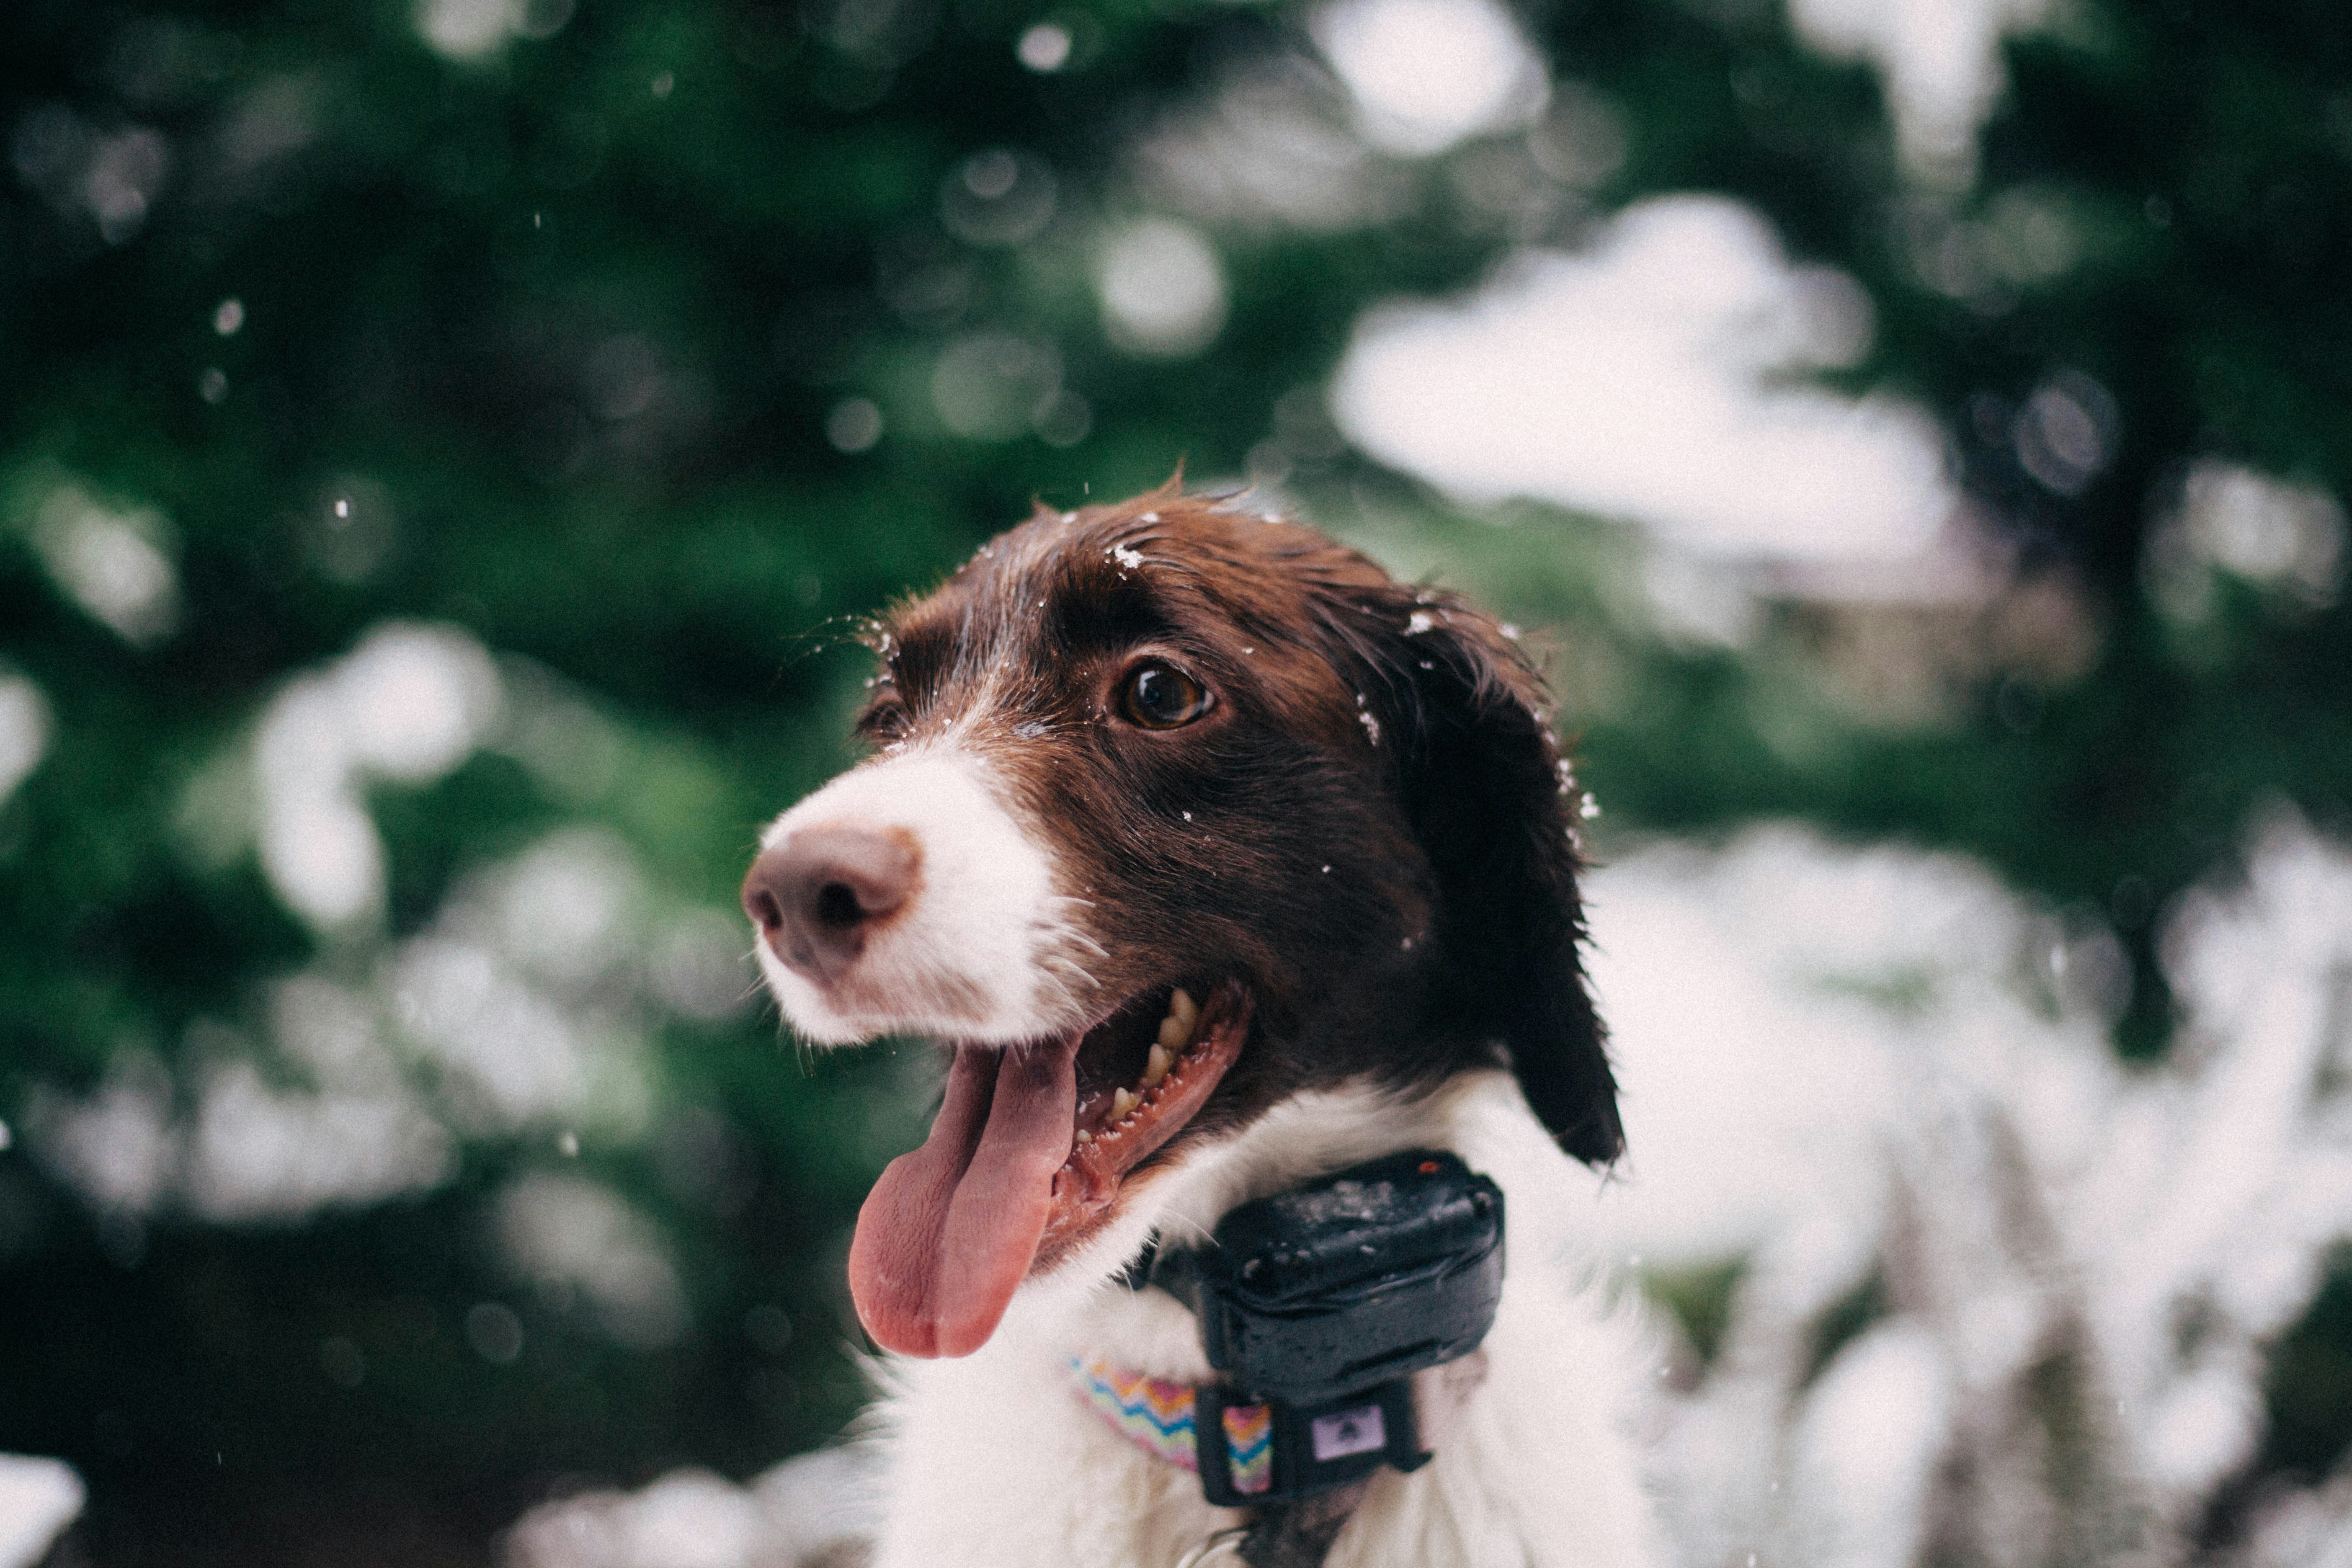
[857,692,911,742]
[1117,663,1210,730]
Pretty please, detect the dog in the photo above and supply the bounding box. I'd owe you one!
[741,480,1658,1568]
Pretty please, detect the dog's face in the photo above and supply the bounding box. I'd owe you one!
[743,483,1620,1357]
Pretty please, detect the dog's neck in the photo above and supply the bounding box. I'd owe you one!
[1046,1270,1215,1380]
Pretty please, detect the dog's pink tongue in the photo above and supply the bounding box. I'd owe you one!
[848,1038,1078,1358]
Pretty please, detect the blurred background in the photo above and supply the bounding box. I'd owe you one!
[2,0,2349,1563]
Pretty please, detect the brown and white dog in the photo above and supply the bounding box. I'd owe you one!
[743,482,1657,1567]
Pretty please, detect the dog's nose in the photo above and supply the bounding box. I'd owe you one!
[743,825,921,984]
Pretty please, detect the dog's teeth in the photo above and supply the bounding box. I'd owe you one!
[1156,1011,1188,1052]
[1170,988,1199,1039]
[1144,1042,1173,1089]
[1075,1129,1092,1144]
[1112,1087,1140,1120]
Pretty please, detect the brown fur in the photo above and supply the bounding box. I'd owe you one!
[855,480,1624,1185]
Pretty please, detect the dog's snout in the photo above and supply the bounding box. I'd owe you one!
[743,825,921,983]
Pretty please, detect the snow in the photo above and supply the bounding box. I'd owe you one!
[26,662,730,1240]
[256,621,503,930]
[1583,810,2352,1557]
[182,1060,454,1224]
[493,1173,690,1350]
[24,1055,178,1217]
[1786,1322,1954,1568]
[1331,197,1957,564]
[413,0,572,59]
[0,674,51,810]
[2146,462,2348,623]
[1785,0,2054,186]
[504,1449,885,1568]
[27,483,180,645]
[1312,0,1548,156]
[0,1456,83,1568]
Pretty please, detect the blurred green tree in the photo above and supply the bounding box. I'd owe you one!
[0,0,2346,1559]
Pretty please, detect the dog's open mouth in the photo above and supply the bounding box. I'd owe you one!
[847,978,1251,1358]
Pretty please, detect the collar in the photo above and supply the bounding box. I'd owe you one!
[1073,1150,1496,1508]
[1069,1355,1275,1499]
[1068,1354,1424,1508]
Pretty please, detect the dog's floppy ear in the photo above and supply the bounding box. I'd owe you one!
[1325,585,1624,1167]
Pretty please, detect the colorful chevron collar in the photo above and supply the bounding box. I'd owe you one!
[1070,1354,1274,1498]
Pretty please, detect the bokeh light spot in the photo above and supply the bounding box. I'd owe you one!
[1097,219,1227,359]
[825,397,885,453]
[1017,23,1071,72]
[465,1302,525,1364]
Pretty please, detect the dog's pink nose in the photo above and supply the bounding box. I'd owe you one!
[743,825,921,984]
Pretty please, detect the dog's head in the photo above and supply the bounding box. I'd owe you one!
[743,482,1620,1357]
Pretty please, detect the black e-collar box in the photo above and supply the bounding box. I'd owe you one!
[1149,1149,1506,1505]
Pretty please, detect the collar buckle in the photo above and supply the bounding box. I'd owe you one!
[1193,1377,1429,1509]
